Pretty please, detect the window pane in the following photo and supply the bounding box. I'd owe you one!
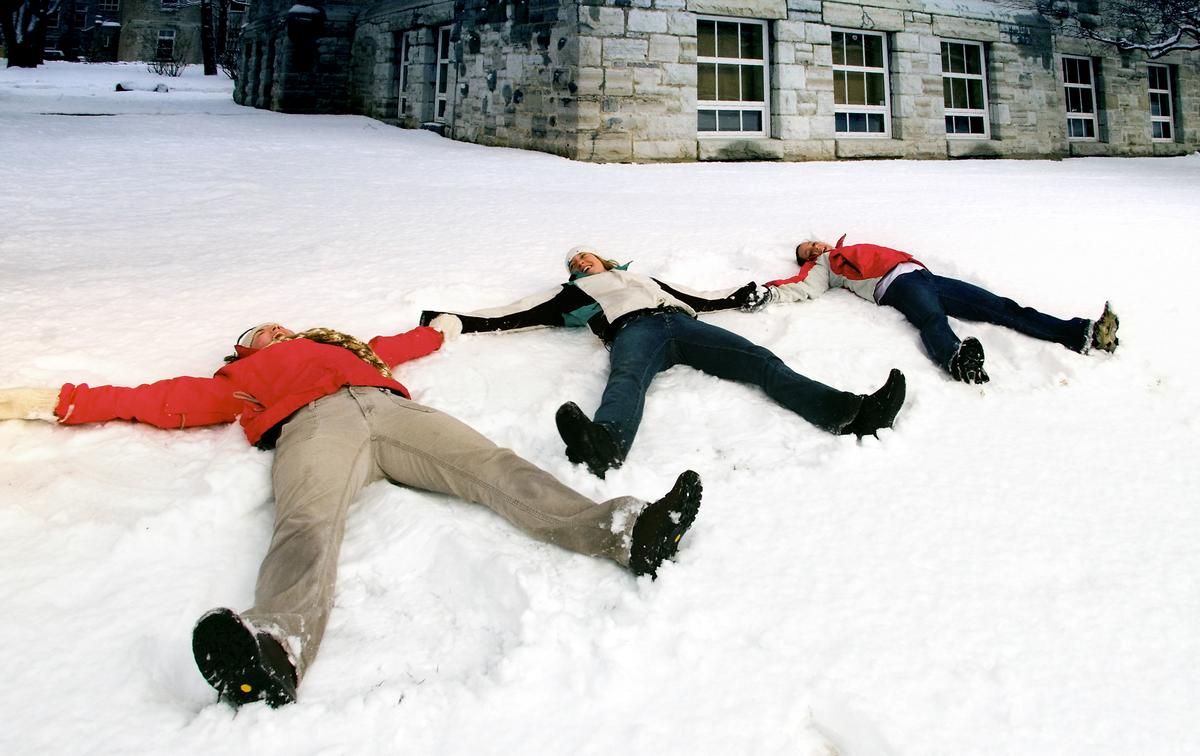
[1153,121,1170,139]
[942,78,952,107]
[846,71,865,105]
[1062,58,1078,83]
[740,25,763,60]
[940,42,950,72]
[698,21,715,58]
[698,63,716,100]
[717,64,740,101]
[947,43,965,74]
[867,113,884,132]
[1149,66,1166,90]
[967,79,983,110]
[835,70,847,105]
[835,112,848,132]
[951,78,967,109]
[832,32,845,66]
[717,22,739,58]
[844,33,864,67]
[866,72,885,106]
[968,116,984,133]
[741,66,764,102]
[717,110,741,131]
[1066,88,1082,113]
[1078,88,1093,114]
[848,112,867,132]
[439,63,448,93]
[742,110,762,131]
[698,109,717,131]
[1150,91,1164,117]
[966,45,982,75]
[945,115,956,133]
[865,35,883,68]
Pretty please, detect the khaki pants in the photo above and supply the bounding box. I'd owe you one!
[242,387,643,679]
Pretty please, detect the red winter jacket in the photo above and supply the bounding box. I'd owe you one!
[54,327,444,446]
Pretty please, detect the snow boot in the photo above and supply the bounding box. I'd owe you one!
[841,368,906,439]
[948,337,989,384]
[629,470,702,578]
[192,608,298,708]
[1091,301,1120,353]
[555,401,625,479]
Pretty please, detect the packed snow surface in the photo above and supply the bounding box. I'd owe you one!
[1,63,1198,756]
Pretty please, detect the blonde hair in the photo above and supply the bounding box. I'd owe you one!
[225,327,393,379]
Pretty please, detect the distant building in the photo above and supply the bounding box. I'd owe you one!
[233,0,1200,161]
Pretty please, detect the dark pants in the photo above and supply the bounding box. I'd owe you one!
[878,269,1090,368]
[592,310,860,455]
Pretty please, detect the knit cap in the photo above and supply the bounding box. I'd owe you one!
[237,323,276,348]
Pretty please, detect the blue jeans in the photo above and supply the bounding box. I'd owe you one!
[592,310,861,455]
[878,269,1090,368]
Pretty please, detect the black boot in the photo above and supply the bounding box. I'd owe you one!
[555,401,625,479]
[192,608,298,708]
[841,368,906,439]
[948,337,989,384]
[629,470,703,578]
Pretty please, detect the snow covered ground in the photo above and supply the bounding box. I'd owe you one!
[1,62,1198,756]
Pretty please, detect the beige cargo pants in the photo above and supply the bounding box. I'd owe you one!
[242,387,643,679]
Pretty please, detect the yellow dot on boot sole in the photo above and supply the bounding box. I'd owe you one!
[240,684,253,693]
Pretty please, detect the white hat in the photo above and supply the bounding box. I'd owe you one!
[237,323,275,348]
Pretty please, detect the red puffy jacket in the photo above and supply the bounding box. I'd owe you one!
[54,327,444,446]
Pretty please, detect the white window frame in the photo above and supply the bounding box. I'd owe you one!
[97,0,119,11]
[434,26,451,123]
[831,29,891,138]
[940,39,990,139]
[1148,63,1174,142]
[155,29,176,60]
[1062,55,1098,141]
[397,31,414,117]
[695,16,770,138]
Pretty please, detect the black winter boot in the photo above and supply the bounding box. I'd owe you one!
[841,368,906,439]
[555,401,625,479]
[192,608,298,708]
[629,470,703,578]
[948,337,989,384]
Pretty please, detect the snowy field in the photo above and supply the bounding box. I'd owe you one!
[1,62,1198,756]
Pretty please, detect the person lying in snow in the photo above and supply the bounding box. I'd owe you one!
[0,321,703,709]
[761,235,1120,384]
[420,246,906,480]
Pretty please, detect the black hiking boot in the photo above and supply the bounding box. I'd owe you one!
[629,470,703,578]
[1091,301,1120,353]
[948,337,989,384]
[841,368,906,439]
[555,401,625,479]
[192,608,298,708]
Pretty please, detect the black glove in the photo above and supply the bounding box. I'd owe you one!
[738,284,775,313]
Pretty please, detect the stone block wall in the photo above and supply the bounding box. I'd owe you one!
[119,0,202,63]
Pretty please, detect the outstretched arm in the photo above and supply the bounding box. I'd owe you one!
[420,285,591,334]
[655,279,759,313]
[764,256,832,303]
[0,377,243,429]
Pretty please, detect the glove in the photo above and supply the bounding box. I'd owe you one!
[428,314,463,341]
[738,284,775,313]
[0,387,60,422]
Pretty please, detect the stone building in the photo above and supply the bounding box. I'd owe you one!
[235,0,1200,161]
[117,0,203,63]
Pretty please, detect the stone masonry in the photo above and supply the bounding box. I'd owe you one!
[234,0,1200,161]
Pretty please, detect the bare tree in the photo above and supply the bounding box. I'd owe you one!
[1,0,61,68]
[1005,0,1200,58]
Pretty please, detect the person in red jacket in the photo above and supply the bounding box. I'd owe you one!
[0,320,703,708]
[764,235,1120,383]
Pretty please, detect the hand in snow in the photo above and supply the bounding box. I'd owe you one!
[738,284,775,313]
[428,314,463,341]
[0,387,59,422]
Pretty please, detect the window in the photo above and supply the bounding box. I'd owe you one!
[941,40,989,138]
[1148,64,1174,141]
[156,29,176,60]
[397,31,414,116]
[97,0,119,11]
[1062,56,1098,140]
[832,30,889,136]
[434,26,451,122]
[696,18,769,137]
